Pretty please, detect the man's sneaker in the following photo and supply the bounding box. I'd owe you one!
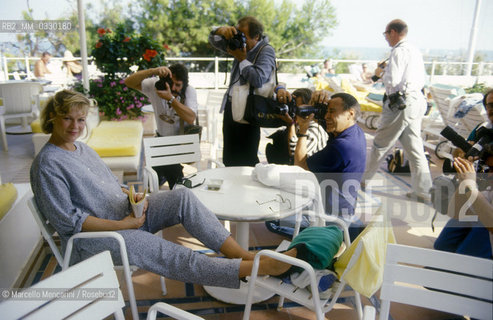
[406,192,431,203]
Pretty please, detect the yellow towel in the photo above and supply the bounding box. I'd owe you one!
[0,183,18,221]
[87,120,143,157]
[334,212,396,298]
[340,79,382,113]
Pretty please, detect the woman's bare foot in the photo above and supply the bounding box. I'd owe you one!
[259,247,298,276]
[239,247,298,278]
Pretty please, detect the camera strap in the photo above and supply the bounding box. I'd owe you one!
[248,44,277,95]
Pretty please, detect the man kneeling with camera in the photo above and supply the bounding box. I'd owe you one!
[275,89,367,240]
[125,63,198,189]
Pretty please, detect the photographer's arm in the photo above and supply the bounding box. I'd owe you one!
[240,45,276,88]
[125,67,170,91]
[293,114,314,170]
[156,86,197,125]
[208,26,235,54]
[448,157,493,232]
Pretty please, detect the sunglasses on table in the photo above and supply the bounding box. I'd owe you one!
[176,174,205,189]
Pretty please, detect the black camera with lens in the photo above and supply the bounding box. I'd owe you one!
[388,91,407,111]
[296,103,328,120]
[272,100,295,115]
[154,75,173,91]
[227,30,247,51]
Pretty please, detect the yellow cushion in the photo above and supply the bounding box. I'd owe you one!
[334,212,396,298]
[0,183,18,221]
[340,79,382,113]
[31,119,42,133]
[87,120,143,157]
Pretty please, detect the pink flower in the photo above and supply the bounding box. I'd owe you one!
[127,104,135,110]
[119,79,125,84]
[120,115,128,120]
[140,97,145,101]
[110,81,116,87]
[116,108,122,115]
[123,87,128,91]
[97,84,103,88]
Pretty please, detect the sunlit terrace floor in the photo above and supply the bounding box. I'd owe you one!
[1,113,467,320]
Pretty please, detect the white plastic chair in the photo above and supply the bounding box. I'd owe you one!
[379,243,493,320]
[0,82,43,151]
[243,213,363,320]
[0,251,126,320]
[143,134,223,193]
[27,196,166,320]
[146,302,204,320]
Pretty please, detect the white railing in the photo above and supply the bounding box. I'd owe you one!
[1,55,492,89]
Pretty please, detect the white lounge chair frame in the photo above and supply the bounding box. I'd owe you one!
[0,82,43,151]
[379,243,493,320]
[27,196,160,320]
[0,251,125,320]
[146,302,204,320]
[243,213,364,320]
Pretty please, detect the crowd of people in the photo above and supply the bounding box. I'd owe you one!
[29,16,492,294]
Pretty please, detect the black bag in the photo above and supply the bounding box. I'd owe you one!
[386,148,410,173]
[430,175,458,216]
[429,174,458,231]
[265,128,291,164]
[243,92,286,128]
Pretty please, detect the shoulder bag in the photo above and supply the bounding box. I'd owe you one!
[232,45,285,127]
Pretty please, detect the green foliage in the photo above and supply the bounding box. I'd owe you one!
[91,24,165,76]
[465,82,488,94]
[74,23,164,120]
[134,0,337,60]
[73,77,150,121]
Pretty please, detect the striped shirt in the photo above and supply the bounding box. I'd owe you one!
[289,122,329,156]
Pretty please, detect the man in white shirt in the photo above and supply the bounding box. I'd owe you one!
[362,19,432,202]
[125,63,198,188]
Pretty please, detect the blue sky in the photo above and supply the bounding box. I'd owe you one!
[1,0,492,52]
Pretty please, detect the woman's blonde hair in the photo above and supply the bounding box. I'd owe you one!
[40,89,91,134]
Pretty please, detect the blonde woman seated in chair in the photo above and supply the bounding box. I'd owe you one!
[30,89,304,289]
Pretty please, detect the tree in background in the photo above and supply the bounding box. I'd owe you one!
[133,0,337,62]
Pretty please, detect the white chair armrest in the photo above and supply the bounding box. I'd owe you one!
[363,305,376,320]
[146,302,204,320]
[144,165,160,193]
[251,249,323,302]
[63,231,129,270]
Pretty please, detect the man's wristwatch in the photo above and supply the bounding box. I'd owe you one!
[167,96,175,104]
[296,133,308,138]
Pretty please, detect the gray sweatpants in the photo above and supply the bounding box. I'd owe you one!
[362,92,432,196]
[71,188,241,289]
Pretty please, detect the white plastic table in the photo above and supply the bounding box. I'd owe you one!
[186,166,313,304]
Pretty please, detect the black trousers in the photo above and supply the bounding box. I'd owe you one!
[153,164,184,189]
[222,100,260,167]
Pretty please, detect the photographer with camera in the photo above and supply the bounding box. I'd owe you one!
[296,90,367,240]
[362,19,432,202]
[209,16,276,166]
[434,156,493,259]
[443,89,493,172]
[125,63,198,188]
[265,87,328,164]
